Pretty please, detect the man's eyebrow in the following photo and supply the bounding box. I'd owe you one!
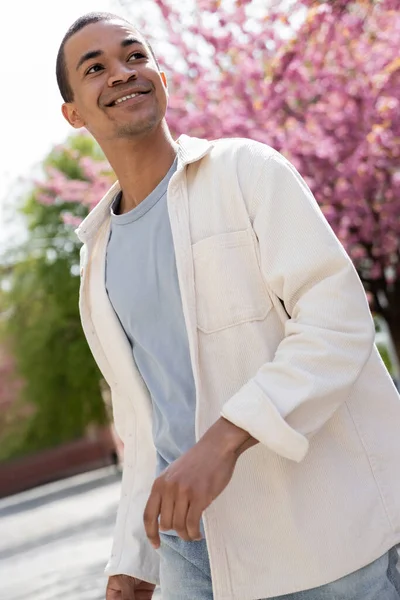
[121,36,144,48]
[76,38,144,71]
[76,50,103,71]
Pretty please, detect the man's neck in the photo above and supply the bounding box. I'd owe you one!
[102,122,178,214]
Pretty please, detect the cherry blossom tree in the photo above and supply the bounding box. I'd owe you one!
[36,136,114,228]
[37,0,400,347]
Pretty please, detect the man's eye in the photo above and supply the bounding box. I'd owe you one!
[86,64,103,75]
[128,52,146,61]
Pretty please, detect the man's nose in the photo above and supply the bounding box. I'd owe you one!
[108,63,138,87]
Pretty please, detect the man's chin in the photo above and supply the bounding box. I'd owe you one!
[115,119,157,139]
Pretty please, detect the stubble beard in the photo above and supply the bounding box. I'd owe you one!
[114,112,159,139]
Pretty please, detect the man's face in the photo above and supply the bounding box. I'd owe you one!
[62,19,168,142]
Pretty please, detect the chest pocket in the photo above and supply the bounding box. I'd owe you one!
[192,228,272,334]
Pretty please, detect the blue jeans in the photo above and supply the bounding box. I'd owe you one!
[158,534,400,600]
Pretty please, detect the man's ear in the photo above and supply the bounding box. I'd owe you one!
[61,102,85,129]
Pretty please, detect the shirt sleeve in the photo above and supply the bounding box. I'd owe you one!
[221,151,375,462]
[104,391,160,584]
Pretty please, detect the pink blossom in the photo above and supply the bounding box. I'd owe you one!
[37,193,55,205]
[61,213,84,227]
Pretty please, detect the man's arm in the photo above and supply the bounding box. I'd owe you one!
[221,151,375,460]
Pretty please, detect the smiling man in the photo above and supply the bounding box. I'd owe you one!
[57,11,400,600]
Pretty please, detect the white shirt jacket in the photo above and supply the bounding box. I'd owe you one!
[76,136,400,600]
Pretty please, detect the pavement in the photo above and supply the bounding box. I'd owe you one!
[0,466,161,600]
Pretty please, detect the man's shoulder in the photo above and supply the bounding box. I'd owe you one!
[202,138,302,191]
[186,137,288,188]
[209,137,278,161]
[200,137,283,178]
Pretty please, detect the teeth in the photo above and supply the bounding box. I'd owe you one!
[114,92,140,105]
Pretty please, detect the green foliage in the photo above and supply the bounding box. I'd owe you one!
[376,343,394,376]
[1,135,108,457]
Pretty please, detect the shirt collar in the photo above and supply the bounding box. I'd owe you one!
[75,134,213,243]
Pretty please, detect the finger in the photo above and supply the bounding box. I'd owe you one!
[106,578,121,600]
[135,588,155,600]
[135,580,156,600]
[159,492,175,533]
[120,575,136,600]
[106,587,120,600]
[143,488,162,548]
[172,494,191,541]
[186,502,203,540]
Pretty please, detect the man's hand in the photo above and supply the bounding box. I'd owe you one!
[143,417,257,548]
[106,575,155,600]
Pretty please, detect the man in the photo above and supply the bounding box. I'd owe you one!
[57,11,400,600]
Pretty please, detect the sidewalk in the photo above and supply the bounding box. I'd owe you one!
[0,465,162,600]
[0,465,121,518]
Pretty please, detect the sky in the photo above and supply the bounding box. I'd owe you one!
[0,0,141,250]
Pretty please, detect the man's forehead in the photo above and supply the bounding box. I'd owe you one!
[65,19,146,62]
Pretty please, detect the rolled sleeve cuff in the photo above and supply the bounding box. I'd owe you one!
[221,380,309,462]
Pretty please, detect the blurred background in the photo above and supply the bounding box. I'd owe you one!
[0,0,399,598]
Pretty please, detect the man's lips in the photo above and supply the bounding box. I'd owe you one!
[104,89,151,107]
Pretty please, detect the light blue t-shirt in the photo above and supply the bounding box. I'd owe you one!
[105,160,197,477]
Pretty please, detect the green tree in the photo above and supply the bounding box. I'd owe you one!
[1,134,113,457]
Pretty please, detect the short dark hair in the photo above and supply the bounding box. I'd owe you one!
[56,12,159,103]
